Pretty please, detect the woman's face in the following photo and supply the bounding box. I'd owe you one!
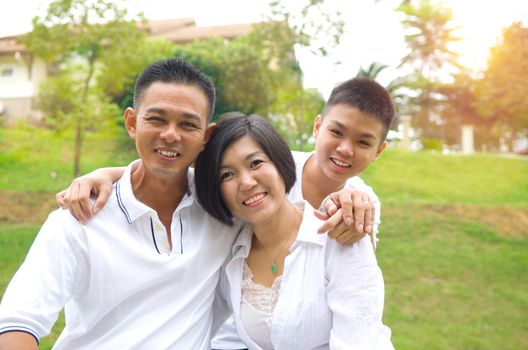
[218,135,287,226]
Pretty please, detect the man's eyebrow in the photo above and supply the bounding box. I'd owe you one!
[144,108,203,126]
[180,113,203,125]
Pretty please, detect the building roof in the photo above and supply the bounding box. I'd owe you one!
[0,18,254,56]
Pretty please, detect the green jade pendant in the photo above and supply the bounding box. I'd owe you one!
[271,262,278,274]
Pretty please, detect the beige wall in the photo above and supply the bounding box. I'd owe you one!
[0,54,47,122]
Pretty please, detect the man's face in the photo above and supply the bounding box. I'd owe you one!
[125,82,213,180]
[313,103,387,184]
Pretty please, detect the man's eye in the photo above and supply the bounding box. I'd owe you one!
[330,129,342,136]
[182,121,199,129]
[147,116,163,122]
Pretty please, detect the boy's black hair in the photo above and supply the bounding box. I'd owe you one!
[323,78,395,142]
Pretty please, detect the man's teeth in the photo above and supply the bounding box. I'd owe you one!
[244,193,265,205]
[157,150,179,158]
[333,159,351,167]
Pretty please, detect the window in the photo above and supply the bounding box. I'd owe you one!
[1,67,14,77]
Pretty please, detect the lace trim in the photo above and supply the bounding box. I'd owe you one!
[241,261,282,328]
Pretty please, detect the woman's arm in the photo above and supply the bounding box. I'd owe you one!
[56,166,128,223]
[325,237,393,349]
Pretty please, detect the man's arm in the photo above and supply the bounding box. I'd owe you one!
[0,211,87,345]
[0,331,38,350]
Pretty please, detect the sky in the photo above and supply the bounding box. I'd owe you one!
[1,0,527,97]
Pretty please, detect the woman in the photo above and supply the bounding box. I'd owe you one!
[195,113,393,349]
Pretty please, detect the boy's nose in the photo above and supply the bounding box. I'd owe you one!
[337,140,354,157]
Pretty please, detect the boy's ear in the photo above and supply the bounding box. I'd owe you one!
[202,123,217,150]
[375,141,388,159]
[313,114,322,138]
[124,107,137,140]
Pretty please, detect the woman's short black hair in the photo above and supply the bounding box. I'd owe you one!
[194,112,296,226]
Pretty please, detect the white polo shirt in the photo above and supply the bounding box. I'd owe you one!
[0,162,241,349]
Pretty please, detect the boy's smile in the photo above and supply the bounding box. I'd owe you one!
[312,104,387,184]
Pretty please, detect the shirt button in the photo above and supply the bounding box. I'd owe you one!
[155,223,163,231]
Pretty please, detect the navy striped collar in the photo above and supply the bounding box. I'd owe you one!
[116,161,195,224]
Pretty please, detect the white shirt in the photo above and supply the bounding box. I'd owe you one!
[215,201,393,350]
[0,162,240,349]
[211,150,382,349]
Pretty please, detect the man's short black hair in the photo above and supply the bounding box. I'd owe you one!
[195,112,296,226]
[133,58,216,121]
[323,78,395,142]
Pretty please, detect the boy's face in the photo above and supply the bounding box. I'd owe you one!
[313,103,387,183]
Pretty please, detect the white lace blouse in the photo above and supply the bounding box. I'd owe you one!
[240,262,282,349]
[214,201,394,350]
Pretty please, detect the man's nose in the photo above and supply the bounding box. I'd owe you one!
[160,124,181,143]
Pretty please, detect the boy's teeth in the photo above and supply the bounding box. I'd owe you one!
[244,193,265,205]
[333,159,350,167]
[158,150,178,158]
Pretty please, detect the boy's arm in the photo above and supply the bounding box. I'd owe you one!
[56,164,132,223]
[0,331,38,350]
[316,179,381,248]
[315,187,376,246]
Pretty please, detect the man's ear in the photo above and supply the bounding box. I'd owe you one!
[202,123,217,150]
[124,107,137,139]
[375,141,388,159]
[313,114,322,139]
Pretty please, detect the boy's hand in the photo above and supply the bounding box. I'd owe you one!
[56,171,113,224]
[314,188,375,245]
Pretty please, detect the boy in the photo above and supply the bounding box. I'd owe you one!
[213,77,394,349]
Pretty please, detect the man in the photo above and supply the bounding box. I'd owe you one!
[0,58,374,349]
[0,58,241,349]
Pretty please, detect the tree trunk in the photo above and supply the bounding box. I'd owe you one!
[73,57,96,178]
[74,116,82,177]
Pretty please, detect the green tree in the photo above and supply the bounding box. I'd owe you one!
[23,0,148,177]
[473,22,528,149]
[397,0,462,140]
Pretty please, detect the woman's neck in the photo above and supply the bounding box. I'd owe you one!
[251,199,303,251]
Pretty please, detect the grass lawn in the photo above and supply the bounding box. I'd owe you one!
[1,127,527,349]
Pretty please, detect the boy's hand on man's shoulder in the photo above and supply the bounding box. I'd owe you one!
[314,187,375,245]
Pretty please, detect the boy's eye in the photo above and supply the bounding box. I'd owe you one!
[330,129,342,136]
[358,140,372,147]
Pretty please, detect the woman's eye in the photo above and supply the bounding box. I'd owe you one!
[250,159,264,168]
[219,172,233,181]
